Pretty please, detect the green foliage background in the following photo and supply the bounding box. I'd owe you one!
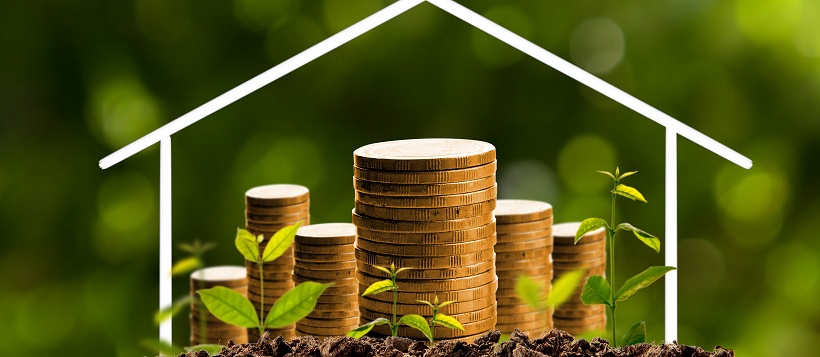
[1,0,818,355]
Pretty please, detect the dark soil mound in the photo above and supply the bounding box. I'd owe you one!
[177,330,733,357]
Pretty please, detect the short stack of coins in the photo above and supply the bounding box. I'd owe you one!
[244,184,310,341]
[190,266,249,345]
[352,138,499,342]
[293,223,360,337]
[493,199,554,337]
[552,222,607,335]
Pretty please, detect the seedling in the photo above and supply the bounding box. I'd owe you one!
[575,168,675,346]
[347,263,434,341]
[418,296,465,344]
[516,269,586,314]
[197,223,332,336]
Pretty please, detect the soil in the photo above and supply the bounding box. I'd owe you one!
[176,329,734,357]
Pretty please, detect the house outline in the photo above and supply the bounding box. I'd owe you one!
[98,0,752,345]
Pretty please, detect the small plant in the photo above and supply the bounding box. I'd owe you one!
[516,269,586,314]
[575,167,675,346]
[197,223,332,336]
[347,263,435,341]
[418,296,465,344]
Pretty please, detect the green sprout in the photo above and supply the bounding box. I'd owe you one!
[418,296,465,345]
[197,223,332,336]
[347,263,433,340]
[575,168,676,346]
[516,269,586,316]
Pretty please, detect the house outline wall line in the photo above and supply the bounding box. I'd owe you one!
[97,0,752,345]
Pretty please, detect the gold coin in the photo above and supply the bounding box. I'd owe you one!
[246,218,311,238]
[496,228,554,243]
[552,239,606,254]
[293,275,358,287]
[495,319,551,333]
[497,274,551,291]
[295,223,356,245]
[312,300,359,311]
[355,235,496,257]
[293,243,354,255]
[321,283,359,296]
[495,246,551,262]
[354,162,497,184]
[370,315,496,339]
[355,246,495,268]
[296,324,361,337]
[353,139,496,171]
[246,256,293,272]
[353,211,494,233]
[496,309,550,323]
[297,315,361,328]
[246,218,309,232]
[315,293,359,304]
[552,251,606,263]
[354,199,495,221]
[356,270,496,292]
[356,256,494,280]
[495,303,545,315]
[553,222,606,242]
[246,211,309,224]
[493,200,553,224]
[358,294,496,315]
[496,295,546,306]
[495,217,553,234]
[245,200,309,215]
[553,256,607,269]
[247,285,293,298]
[553,305,606,319]
[292,267,354,280]
[495,265,551,280]
[307,309,359,320]
[353,176,496,196]
[295,260,357,271]
[553,264,606,276]
[190,266,247,289]
[553,315,606,328]
[494,236,552,253]
[247,270,293,281]
[356,221,495,244]
[360,279,497,304]
[354,185,497,208]
[494,254,552,271]
[293,250,355,262]
[245,184,309,206]
[359,303,496,325]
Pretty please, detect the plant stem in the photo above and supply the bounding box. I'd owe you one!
[391,273,398,336]
[430,306,438,345]
[610,179,618,346]
[258,258,265,335]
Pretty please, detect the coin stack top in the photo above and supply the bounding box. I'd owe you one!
[292,223,360,337]
[352,139,498,341]
[493,199,554,337]
[551,222,607,335]
[190,266,249,345]
[245,184,310,341]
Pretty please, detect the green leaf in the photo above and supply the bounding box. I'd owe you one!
[613,184,647,202]
[575,218,609,243]
[395,267,414,276]
[235,229,260,263]
[597,170,616,180]
[618,171,638,180]
[580,275,613,307]
[615,167,620,177]
[614,266,676,302]
[197,286,259,328]
[261,222,301,262]
[184,344,226,356]
[618,321,646,346]
[515,274,546,311]
[265,281,332,328]
[418,299,435,309]
[170,256,202,276]
[154,296,191,325]
[139,338,184,356]
[399,314,433,342]
[438,300,455,308]
[347,317,390,338]
[546,270,585,308]
[432,314,465,331]
[616,223,661,252]
[362,279,396,297]
[373,265,392,276]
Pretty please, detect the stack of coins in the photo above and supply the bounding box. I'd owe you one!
[244,184,310,341]
[293,223,360,337]
[552,222,607,335]
[190,266,249,345]
[352,139,499,342]
[493,199,554,337]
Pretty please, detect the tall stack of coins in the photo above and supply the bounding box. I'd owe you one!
[190,266,249,345]
[552,222,607,335]
[293,223,360,337]
[244,184,310,341]
[352,139,499,342]
[493,199,554,337]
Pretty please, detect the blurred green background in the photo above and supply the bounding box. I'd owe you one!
[1,0,818,355]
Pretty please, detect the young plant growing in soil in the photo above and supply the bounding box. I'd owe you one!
[575,168,676,346]
[418,296,465,344]
[347,263,434,341]
[516,269,586,315]
[198,222,332,336]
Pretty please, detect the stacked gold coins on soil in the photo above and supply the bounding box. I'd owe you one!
[493,199,554,336]
[552,222,607,335]
[244,184,310,341]
[190,266,249,345]
[293,223,360,337]
[352,138,499,342]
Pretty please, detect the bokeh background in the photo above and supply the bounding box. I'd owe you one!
[1,0,818,355]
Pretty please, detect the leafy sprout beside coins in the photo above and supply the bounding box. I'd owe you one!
[575,168,675,346]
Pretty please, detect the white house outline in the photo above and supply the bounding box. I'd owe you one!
[97,0,752,345]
